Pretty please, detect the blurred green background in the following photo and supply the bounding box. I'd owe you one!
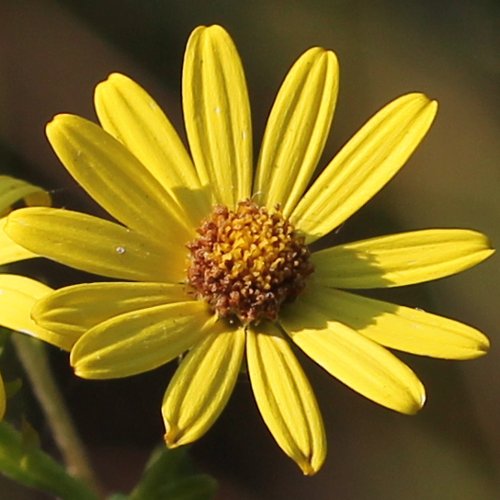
[0,1,498,498]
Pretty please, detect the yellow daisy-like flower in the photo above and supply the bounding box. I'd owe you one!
[0,176,64,419]
[4,26,493,473]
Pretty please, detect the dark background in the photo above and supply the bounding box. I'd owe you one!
[1,1,498,498]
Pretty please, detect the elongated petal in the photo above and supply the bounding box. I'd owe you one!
[255,48,338,216]
[33,282,188,338]
[295,286,489,359]
[5,207,184,282]
[246,323,326,475]
[46,114,194,242]
[95,73,210,225]
[312,229,494,288]
[292,94,438,242]
[0,175,51,217]
[280,294,426,414]
[0,176,51,264]
[163,324,244,447]
[0,275,76,350]
[183,25,252,206]
[0,218,37,265]
[70,301,212,379]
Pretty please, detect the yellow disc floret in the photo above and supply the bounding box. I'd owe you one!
[187,200,313,324]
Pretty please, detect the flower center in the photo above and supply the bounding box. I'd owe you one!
[186,200,314,325]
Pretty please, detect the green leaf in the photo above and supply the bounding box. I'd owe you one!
[129,447,217,500]
[0,421,97,500]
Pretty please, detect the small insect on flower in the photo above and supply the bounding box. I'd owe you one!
[4,25,493,474]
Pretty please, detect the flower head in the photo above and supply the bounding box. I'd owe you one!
[4,26,493,473]
[0,176,62,419]
[186,199,314,324]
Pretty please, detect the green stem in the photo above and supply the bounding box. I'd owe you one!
[12,335,102,496]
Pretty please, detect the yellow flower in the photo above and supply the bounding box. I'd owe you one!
[0,176,65,419]
[4,26,493,473]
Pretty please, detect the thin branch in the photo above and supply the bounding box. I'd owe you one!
[12,335,103,496]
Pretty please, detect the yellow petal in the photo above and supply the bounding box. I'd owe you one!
[312,229,494,288]
[255,48,338,216]
[280,295,425,414]
[95,73,211,226]
[33,282,188,339]
[183,25,252,206]
[296,286,490,360]
[5,207,184,282]
[0,373,5,420]
[71,301,211,379]
[163,324,244,447]
[246,323,326,475]
[0,175,51,216]
[0,274,76,351]
[292,93,438,242]
[46,114,194,242]
[0,176,51,264]
[0,218,36,265]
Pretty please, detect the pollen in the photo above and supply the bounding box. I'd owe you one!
[187,200,314,324]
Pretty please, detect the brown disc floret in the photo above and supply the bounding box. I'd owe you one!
[187,200,314,324]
